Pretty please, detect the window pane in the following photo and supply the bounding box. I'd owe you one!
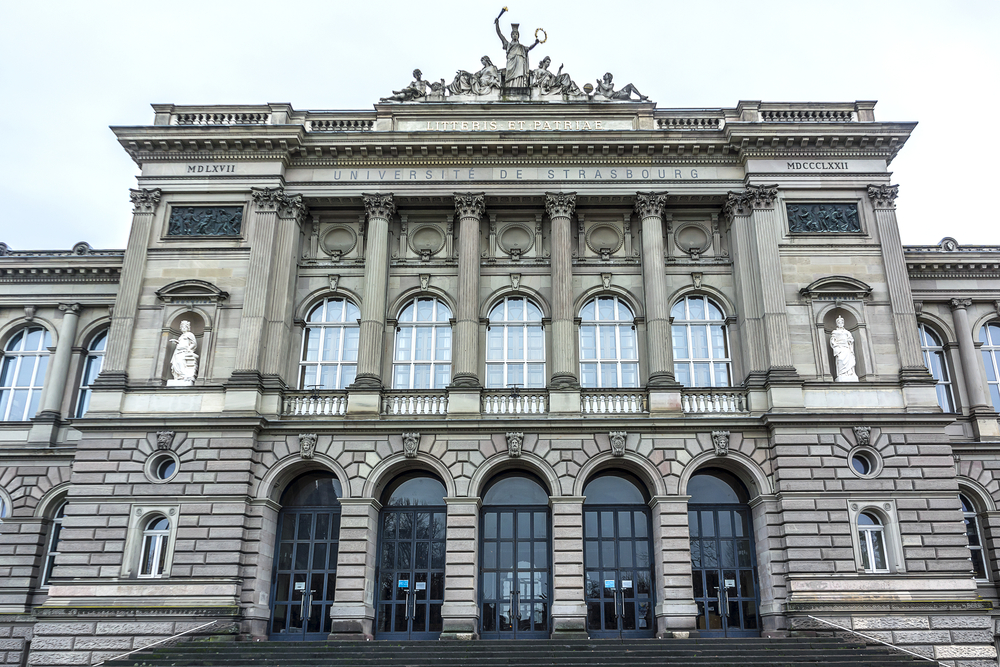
[486,364,503,388]
[621,363,638,388]
[343,328,359,361]
[24,329,42,351]
[982,351,997,381]
[691,327,709,358]
[393,365,411,389]
[858,531,871,570]
[710,326,727,359]
[340,365,356,388]
[693,363,711,387]
[33,356,47,388]
[870,532,886,571]
[527,364,545,387]
[672,326,688,359]
[507,364,524,387]
[488,328,503,360]
[706,300,723,320]
[599,326,616,359]
[416,299,433,321]
[435,328,451,361]
[991,324,1000,344]
[413,364,430,389]
[581,363,597,388]
[580,326,597,360]
[1,357,15,386]
[670,301,685,319]
[323,328,341,361]
[619,326,636,359]
[16,356,36,386]
[395,328,412,361]
[508,327,524,360]
[507,298,523,321]
[581,301,595,320]
[434,364,450,389]
[714,363,730,387]
[600,363,619,388]
[304,329,320,361]
[688,297,705,320]
[414,328,432,361]
[527,327,544,361]
[597,298,614,320]
[674,364,690,387]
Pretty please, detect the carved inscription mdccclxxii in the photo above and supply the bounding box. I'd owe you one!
[167,206,243,236]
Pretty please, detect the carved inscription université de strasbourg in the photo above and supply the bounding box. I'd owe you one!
[785,203,861,233]
[167,206,243,236]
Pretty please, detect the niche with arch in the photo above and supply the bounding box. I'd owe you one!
[821,309,868,381]
[153,280,227,385]
[160,312,207,385]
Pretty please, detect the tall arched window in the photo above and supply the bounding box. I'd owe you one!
[671,296,731,387]
[979,322,1000,411]
[1,326,52,421]
[857,512,888,573]
[393,298,452,389]
[917,323,954,412]
[300,298,360,390]
[41,501,67,586]
[486,297,545,388]
[579,296,638,388]
[960,494,989,581]
[76,330,107,418]
[139,516,171,578]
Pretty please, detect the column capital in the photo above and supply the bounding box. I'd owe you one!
[867,183,899,209]
[251,186,286,209]
[129,188,161,214]
[58,303,81,314]
[454,192,485,219]
[633,191,668,219]
[362,193,396,220]
[544,192,577,219]
[724,184,778,219]
[950,297,973,311]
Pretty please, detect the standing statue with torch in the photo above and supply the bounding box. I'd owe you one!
[494,7,542,89]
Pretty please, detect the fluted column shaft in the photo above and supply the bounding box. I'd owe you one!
[100,189,161,383]
[636,192,676,387]
[352,194,394,389]
[37,304,80,416]
[546,193,579,389]
[452,194,485,388]
[869,185,927,378]
[950,299,992,411]
[262,197,308,381]
[724,200,767,377]
[748,190,794,370]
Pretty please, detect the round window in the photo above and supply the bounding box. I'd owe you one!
[848,447,881,478]
[851,454,871,475]
[146,452,180,483]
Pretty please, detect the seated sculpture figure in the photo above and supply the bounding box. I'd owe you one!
[448,56,502,96]
[381,69,428,102]
[594,72,648,102]
[530,56,582,96]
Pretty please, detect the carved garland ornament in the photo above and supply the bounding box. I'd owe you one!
[506,432,524,458]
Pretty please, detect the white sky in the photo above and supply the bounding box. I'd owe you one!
[1,0,997,250]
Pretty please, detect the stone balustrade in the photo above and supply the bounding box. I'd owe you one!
[655,116,723,130]
[681,388,748,414]
[281,392,348,416]
[481,390,547,415]
[172,112,270,125]
[580,390,647,415]
[308,118,375,132]
[381,391,448,416]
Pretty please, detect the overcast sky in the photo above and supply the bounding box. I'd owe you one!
[1,0,997,250]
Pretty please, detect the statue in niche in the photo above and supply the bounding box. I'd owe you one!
[381,69,428,102]
[495,17,539,89]
[167,320,199,386]
[830,315,859,382]
[530,56,582,96]
[448,56,502,95]
[594,72,648,101]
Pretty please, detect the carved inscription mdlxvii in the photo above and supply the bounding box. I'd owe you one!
[167,206,243,236]
[785,203,861,233]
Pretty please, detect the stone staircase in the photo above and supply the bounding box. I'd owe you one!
[102,638,933,667]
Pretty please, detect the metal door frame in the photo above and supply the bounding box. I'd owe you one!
[688,503,762,638]
[268,507,341,641]
[478,504,552,640]
[583,504,655,639]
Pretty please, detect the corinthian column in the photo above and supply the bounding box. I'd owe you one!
[949,299,1000,439]
[451,193,485,388]
[867,185,931,383]
[635,192,677,388]
[98,188,161,387]
[723,192,766,382]
[545,192,579,390]
[261,195,309,382]
[351,193,395,390]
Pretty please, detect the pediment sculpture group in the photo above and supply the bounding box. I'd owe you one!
[382,11,647,103]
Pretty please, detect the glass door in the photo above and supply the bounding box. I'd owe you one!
[584,508,654,638]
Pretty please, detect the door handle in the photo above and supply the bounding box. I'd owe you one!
[405,590,413,620]
[618,587,626,620]
[716,587,724,617]
[300,589,313,620]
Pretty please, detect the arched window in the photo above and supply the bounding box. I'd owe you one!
[41,501,67,586]
[857,512,888,573]
[300,298,360,390]
[960,494,988,581]
[671,296,731,387]
[1,326,52,421]
[979,322,1000,411]
[393,298,452,389]
[917,323,954,412]
[579,296,638,388]
[486,297,545,388]
[0,489,9,520]
[139,516,171,578]
[76,330,107,418]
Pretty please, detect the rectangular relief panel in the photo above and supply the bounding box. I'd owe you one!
[785,203,860,233]
[167,206,243,236]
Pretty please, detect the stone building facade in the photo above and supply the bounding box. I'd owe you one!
[2,88,1000,666]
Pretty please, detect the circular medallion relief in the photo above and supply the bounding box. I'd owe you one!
[585,224,624,255]
[497,223,535,255]
[320,225,357,256]
[674,223,711,254]
[408,224,446,256]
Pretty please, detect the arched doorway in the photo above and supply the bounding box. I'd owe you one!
[583,473,654,638]
[269,472,342,641]
[374,473,447,639]
[687,468,761,637]
[480,473,551,639]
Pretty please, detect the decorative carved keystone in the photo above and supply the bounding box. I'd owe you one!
[609,431,627,457]
[402,432,420,458]
[506,432,524,458]
[454,193,486,219]
[155,431,175,451]
[129,188,162,213]
[852,426,871,447]
[544,192,577,219]
[712,430,730,457]
[298,433,318,459]
[867,184,899,209]
[363,193,396,220]
[633,192,668,219]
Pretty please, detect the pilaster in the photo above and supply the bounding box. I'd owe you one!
[440,497,481,639]
[950,298,1000,439]
[650,496,699,637]
[29,303,80,443]
[329,498,380,639]
[549,496,588,638]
